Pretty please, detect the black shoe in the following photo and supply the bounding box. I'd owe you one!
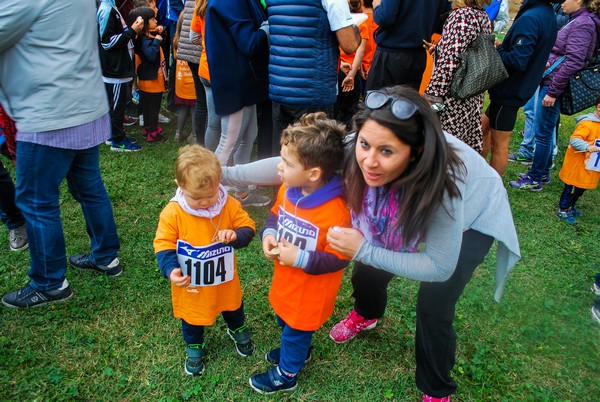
[184,344,205,376]
[249,366,297,394]
[227,325,255,357]
[2,281,73,308]
[265,346,312,366]
[69,254,123,277]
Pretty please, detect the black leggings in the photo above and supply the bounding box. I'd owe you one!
[559,184,586,210]
[351,229,494,397]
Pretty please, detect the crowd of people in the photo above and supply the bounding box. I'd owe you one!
[1,0,599,401]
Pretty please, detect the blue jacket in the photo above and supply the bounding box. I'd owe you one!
[135,35,163,81]
[267,0,339,108]
[373,0,450,50]
[489,0,557,107]
[205,0,269,115]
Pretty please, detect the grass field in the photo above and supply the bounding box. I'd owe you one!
[1,107,599,401]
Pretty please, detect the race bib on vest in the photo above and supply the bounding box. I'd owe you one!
[276,208,319,251]
[177,240,234,286]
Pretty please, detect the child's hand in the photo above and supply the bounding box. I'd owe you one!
[155,34,163,41]
[156,25,164,35]
[132,16,144,33]
[262,234,279,260]
[170,267,190,287]
[217,229,237,243]
[277,237,298,267]
[341,75,354,92]
[588,144,600,153]
[340,61,352,75]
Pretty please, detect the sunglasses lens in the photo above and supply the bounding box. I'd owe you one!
[365,91,389,109]
[391,99,418,120]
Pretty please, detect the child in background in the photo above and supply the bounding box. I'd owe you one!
[154,145,256,376]
[249,113,351,394]
[555,95,600,224]
[130,6,167,143]
[172,11,196,143]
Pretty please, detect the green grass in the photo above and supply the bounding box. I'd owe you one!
[1,109,599,401]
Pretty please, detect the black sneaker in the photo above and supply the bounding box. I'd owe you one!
[2,281,73,308]
[227,325,255,357]
[69,254,123,277]
[249,366,297,394]
[185,344,205,376]
[265,346,312,366]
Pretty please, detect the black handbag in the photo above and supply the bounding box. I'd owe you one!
[559,53,600,116]
[449,34,508,100]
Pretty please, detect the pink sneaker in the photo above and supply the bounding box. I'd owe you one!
[329,309,377,343]
[423,394,450,402]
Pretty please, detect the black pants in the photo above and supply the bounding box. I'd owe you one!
[0,159,25,230]
[140,91,163,133]
[352,229,494,397]
[272,102,334,153]
[559,184,586,210]
[365,47,427,91]
[187,61,208,145]
[104,81,128,143]
[181,304,246,346]
[335,70,362,130]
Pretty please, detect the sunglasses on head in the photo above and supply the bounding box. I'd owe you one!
[364,90,420,120]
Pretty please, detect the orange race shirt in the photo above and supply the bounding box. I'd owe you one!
[174,49,196,100]
[268,185,351,331]
[190,14,210,81]
[154,197,255,326]
[136,46,166,93]
[558,119,600,189]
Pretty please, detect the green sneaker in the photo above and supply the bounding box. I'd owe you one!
[185,344,205,376]
[227,325,255,357]
[508,151,533,165]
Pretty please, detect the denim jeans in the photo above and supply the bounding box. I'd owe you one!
[518,87,558,160]
[15,142,119,291]
[276,315,314,375]
[528,86,561,182]
[0,159,25,230]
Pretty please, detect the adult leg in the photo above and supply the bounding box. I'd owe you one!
[415,229,494,398]
[188,61,208,145]
[485,102,518,176]
[366,48,426,91]
[66,146,120,265]
[231,104,258,166]
[15,142,74,290]
[352,261,395,319]
[0,159,25,231]
[528,86,560,182]
[489,128,512,176]
[514,90,538,160]
[200,77,221,151]
[257,99,274,158]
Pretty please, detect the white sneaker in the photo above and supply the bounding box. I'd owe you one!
[158,113,171,124]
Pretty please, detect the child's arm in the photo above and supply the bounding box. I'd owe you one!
[156,250,180,279]
[141,36,163,62]
[218,226,255,249]
[570,123,599,152]
[275,237,349,274]
[260,211,279,259]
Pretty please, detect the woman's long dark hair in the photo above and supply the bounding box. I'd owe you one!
[344,86,464,246]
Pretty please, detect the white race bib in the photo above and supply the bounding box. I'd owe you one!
[176,240,234,287]
[276,208,319,252]
[585,140,600,172]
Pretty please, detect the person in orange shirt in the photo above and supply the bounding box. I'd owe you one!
[130,6,168,143]
[556,95,600,224]
[360,0,378,82]
[172,11,196,143]
[335,0,368,129]
[249,113,351,394]
[154,145,256,376]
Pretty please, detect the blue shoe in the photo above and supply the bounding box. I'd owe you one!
[111,137,142,152]
[2,280,73,308]
[508,151,533,165]
[518,172,550,185]
[555,209,576,224]
[249,366,297,394]
[509,174,542,192]
[571,206,582,217]
[265,346,312,366]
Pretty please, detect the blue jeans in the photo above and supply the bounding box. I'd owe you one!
[519,87,558,161]
[528,86,561,182]
[277,315,314,375]
[15,142,119,291]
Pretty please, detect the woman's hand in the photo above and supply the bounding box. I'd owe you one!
[170,267,191,287]
[326,226,364,258]
[542,94,556,108]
